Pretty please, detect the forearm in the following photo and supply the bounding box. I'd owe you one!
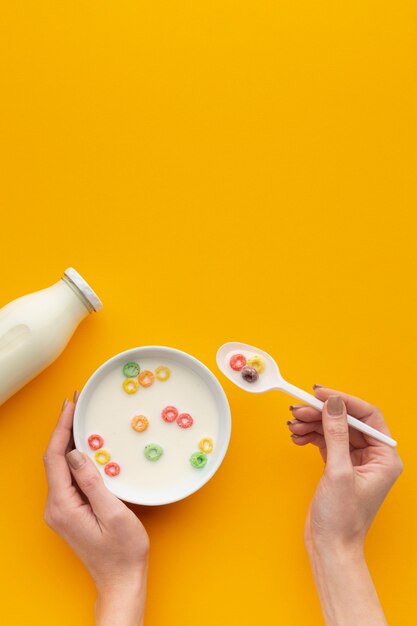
[308,544,387,626]
[95,562,148,626]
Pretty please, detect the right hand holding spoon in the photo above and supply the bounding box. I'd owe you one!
[287,387,403,626]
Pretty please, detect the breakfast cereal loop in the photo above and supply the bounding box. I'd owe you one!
[190,451,207,469]
[155,365,170,382]
[241,366,259,383]
[139,370,155,388]
[177,413,193,429]
[131,415,149,432]
[88,434,104,451]
[162,405,178,423]
[123,361,140,377]
[123,378,139,394]
[229,354,247,371]
[144,443,163,462]
[247,355,265,374]
[198,437,213,454]
[104,462,120,477]
[95,450,111,465]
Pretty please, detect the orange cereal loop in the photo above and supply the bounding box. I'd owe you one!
[138,370,155,388]
[123,378,139,394]
[131,415,149,432]
[199,437,214,454]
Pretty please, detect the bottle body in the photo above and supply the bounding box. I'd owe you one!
[0,279,90,406]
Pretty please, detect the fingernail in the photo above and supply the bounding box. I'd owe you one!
[287,419,299,425]
[327,395,344,416]
[73,390,80,404]
[66,449,85,470]
[291,434,300,439]
[289,404,303,410]
[313,384,323,389]
[62,398,69,410]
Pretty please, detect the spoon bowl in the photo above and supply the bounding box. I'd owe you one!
[216,341,283,393]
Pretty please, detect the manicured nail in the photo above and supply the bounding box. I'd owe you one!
[287,419,298,426]
[327,395,344,416]
[73,390,80,404]
[313,384,323,389]
[66,449,85,470]
[62,398,69,410]
[289,404,304,411]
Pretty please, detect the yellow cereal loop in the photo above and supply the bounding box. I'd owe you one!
[198,437,214,454]
[155,365,171,382]
[95,450,111,465]
[123,378,139,394]
[247,356,265,374]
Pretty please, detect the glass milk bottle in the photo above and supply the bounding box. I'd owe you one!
[0,268,102,406]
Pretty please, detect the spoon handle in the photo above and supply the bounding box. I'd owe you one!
[280,381,397,447]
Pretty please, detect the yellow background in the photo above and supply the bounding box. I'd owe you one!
[0,1,416,624]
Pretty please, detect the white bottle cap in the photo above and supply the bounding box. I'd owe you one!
[63,268,103,312]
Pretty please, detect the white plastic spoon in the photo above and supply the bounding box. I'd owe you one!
[216,341,397,447]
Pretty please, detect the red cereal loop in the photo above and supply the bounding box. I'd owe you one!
[88,434,104,451]
[104,462,120,477]
[177,413,193,429]
[162,406,179,423]
[229,354,247,371]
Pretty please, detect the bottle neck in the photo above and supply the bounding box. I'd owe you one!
[61,276,94,313]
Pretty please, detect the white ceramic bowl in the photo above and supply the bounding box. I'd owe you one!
[73,346,232,506]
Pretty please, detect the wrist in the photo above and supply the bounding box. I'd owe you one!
[307,537,365,564]
[308,541,366,581]
[95,560,148,626]
[307,543,387,626]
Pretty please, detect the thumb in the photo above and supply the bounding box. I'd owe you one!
[322,395,352,475]
[66,449,121,520]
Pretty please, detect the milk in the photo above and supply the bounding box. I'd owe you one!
[80,357,220,499]
[0,268,102,406]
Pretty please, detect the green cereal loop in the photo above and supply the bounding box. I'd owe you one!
[123,361,140,378]
[144,443,163,462]
[190,451,207,469]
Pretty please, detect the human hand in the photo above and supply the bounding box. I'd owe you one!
[43,394,149,626]
[287,387,403,554]
[287,388,403,626]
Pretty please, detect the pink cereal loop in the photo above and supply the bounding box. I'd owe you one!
[177,413,193,429]
[162,406,178,423]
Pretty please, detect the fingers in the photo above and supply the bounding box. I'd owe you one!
[66,450,123,522]
[287,419,323,437]
[313,385,392,438]
[44,397,77,497]
[46,397,75,455]
[289,405,369,450]
[321,395,352,474]
[289,405,321,422]
[291,432,327,461]
[291,431,326,448]
[286,414,325,457]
